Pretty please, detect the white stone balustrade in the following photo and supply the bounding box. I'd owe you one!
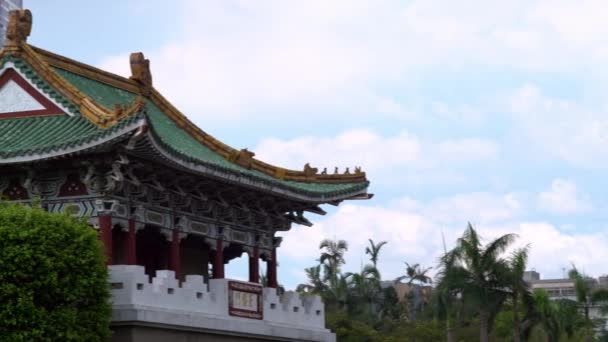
[108,265,331,339]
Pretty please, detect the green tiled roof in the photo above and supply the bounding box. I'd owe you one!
[0,57,142,160]
[144,102,368,195]
[0,55,368,198]
[0,113,141,159]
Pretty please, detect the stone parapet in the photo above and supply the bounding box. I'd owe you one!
[108,265,335,342]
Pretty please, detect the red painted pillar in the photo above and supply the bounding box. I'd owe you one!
[213,239,224,279]
[268,247,278,288]
[98,215,113,265]
[249,246,260,283]
[125,219,137,265]
[169,230,181,280]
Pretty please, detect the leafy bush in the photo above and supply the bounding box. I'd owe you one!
[326,311,380,342]
[0,204,110,341]
[383,321,445,342]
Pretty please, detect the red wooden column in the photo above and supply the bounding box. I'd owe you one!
[98,215,113,265]
[268,247,278,288]
[169,230,181,280]
[249,245,260,283]
[213,239,225,279]
[124,219,137,265]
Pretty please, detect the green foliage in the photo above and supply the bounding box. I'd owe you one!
[0,204,111,342]
[436,222,516,341]
[379,286,403,321]
[326,311,380,342]
[491,306,515,340]
[383,320,445,341]
[365,239,387,269]
[308,226,595,342]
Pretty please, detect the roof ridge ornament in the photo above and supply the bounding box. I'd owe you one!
[303,163,318,177]
[129,52,152,96]
[5,9,32,47]
[229,148,255,169]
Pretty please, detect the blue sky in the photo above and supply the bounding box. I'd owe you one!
[25,0,608,289]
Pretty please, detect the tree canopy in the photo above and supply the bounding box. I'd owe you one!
[300,222,608,341]
[0,204,111,342]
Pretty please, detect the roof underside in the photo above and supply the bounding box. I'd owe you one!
[0,46,370,201]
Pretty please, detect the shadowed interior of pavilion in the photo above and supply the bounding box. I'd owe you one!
[110,223,273,285]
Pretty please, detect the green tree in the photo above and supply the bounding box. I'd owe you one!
[379,286,404,322]
[325,311,379,342]
[526,289,560,342]
[0,204,111,342]
[383,320,446,342]
[319,238,349,309]
[345,264,381,319]
[365,239,387,269]
[395,262,433,285]
[436,222,516,342]
[297,265,326,295]
[508,246,532,342]
[395,262,433,321]
[568,266,608,341]
[319,238,348,288]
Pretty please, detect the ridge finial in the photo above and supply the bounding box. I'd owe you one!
[5,9,32,47]
[129,52,153,95]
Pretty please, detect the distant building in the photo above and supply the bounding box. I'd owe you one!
[0,0,22,46]
[526,271,607,328]
[523,270,540,282]
[529,277,577,300]
[381,280,433,315]
[528,273,600,301]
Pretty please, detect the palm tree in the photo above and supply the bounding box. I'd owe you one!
[319,239,348,290]
[395,262,433,321]
[436,222,516,342]
[325,273,350,311]
[524,289,587,342]
[508,246,531,342]
[526,289,560,342]
[568,266,608,341]
[365,239,387,269]
[345,264,381,317]
[395,262,433,285]
[296,265,326,295]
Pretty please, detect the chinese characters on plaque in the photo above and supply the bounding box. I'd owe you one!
[228,281,263,319]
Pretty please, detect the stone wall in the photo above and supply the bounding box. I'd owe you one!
[108,265,335,342]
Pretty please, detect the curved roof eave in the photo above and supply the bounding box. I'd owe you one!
[0,118,146,165]
[136,129,370,203]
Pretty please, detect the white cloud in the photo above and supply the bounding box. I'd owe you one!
[278,203,442,283]
[253,129,497,176]
[97,0,608,122]
[278,191,524,282]
[436,139,498,163]
[515,222,608,278]
[537,178,592,214]
[86,0,608,287]
[508,84,608,167]
[278,191,608,289]
[253,129,420,173]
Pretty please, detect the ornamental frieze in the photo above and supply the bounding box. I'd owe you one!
[2,178,28,200]
[58,173,88,197]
